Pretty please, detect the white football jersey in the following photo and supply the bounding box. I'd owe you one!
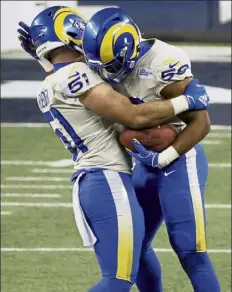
[37,62,131,173]
[114,39,193,131]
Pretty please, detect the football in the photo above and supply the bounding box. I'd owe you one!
[119,124,178,152]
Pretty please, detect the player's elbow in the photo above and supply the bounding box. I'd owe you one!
[202,115,211,137]
[196,111,211,139]
[129,116,147,129]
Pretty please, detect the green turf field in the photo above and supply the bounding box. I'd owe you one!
[1,125,231,292]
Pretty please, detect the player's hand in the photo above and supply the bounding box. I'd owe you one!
[184,78,210,110]
[17,21,38,59]
[126,139,161,168]
[17,21,53,73]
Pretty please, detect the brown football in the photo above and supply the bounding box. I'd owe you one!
[119,124,178,152]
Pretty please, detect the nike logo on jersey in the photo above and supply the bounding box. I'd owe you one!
[164,170,176,176]
[169,61,179,68]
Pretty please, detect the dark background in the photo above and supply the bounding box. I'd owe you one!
[78,1,231,42]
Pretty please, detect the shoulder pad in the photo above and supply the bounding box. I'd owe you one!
[55,62,104,97]
[152,45,193,83]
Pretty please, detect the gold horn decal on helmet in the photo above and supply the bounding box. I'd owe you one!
[54,7,87,46]
[53,7,87,22]
[100,22,140,63]
[113,24,140,59]
[99,23,123,63]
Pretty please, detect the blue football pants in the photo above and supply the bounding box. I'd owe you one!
[76,169,145,291]
[132,144,220,292]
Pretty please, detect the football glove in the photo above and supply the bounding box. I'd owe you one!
[17,21,53,72]
[17,21,38,59]
[126,139,161,168]
[184,78,210,110]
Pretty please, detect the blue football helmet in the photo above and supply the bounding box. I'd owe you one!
[30,6,87,63]
[83,7,141,83]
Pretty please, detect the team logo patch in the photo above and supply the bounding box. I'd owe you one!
[70,19,86,31]
[139,68,153,79]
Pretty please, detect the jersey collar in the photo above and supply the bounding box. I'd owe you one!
[138,38,156,60]
[53,62,74,72]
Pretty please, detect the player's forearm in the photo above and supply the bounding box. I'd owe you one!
[81,84,189,130]
[133,96,189,129]
[172,110,211,155]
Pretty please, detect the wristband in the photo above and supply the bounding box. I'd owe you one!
[170,95,189,115]
[158,146,180,168]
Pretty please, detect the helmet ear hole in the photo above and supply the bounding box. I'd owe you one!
[67,31,77,38]
[112,17,121,22]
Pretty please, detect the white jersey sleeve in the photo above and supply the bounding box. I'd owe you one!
[54,62,104,98]
[151,43,193,96]
[36,62,105,113]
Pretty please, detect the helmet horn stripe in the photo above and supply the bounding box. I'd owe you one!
[114,24,140,59]
[99,23,123,63]
[53,7,87,22]
[54,10,83,46]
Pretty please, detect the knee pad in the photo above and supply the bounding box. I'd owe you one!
[168,221,206,255]
[168,227,197,254]
[179,251,212,271]
[177,252,221,292]
[88,277,132,292]
[164,192,206,254]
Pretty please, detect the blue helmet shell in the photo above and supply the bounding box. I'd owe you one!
[30,6,87,60]
[83,7,141,83]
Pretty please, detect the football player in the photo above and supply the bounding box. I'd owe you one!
[18,6,209,292]
[82,7,220,292]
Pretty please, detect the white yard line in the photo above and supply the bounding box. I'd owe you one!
[1,159,73,167]
[206,204,231,209]
[2,160,231,168]
[1,160,56,166]
[6,177,69,182]
[32,168,72,174]
[1,123,49,128]
[1,202,72,207]
[1,160,231,170]
[1,123,231,130]
[31,164,230,175]
[201,140,222,145]
[207,133,231,138]
[208,163,231,168]
[1,211,12,215]
[0,202,230,209]
[1,247,231,253]
[211,125,231,130]
[1,193,61,198]
[1,185,72,189]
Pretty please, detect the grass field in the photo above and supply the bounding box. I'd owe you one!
[1,125,231,292]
